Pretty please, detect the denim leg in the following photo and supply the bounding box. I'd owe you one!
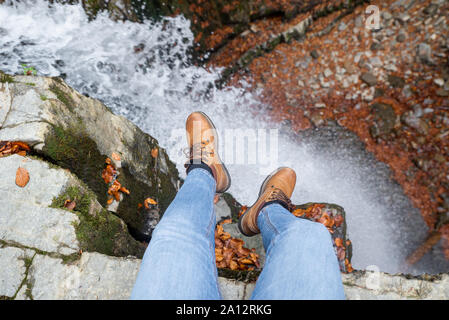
[131,168,221,300]
[251,204,345,300]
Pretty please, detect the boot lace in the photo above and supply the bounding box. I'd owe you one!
[267,187,293,212]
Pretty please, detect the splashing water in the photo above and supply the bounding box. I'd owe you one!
[1,0,448,274]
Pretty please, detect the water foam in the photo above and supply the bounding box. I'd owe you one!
[1,0,446,274]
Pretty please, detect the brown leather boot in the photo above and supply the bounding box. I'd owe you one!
[185,111,231,193]
[238,167,296,236]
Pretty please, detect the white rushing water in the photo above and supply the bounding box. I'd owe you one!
[1,0,447,274]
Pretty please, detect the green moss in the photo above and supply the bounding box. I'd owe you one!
[0,71,14,83]
[52,185,145,258]
[217,268,261,283]
[49,84,76,111]
[222,193,243,223]
[25,82,36,86]
[13,253,36,300]
[43,124,109,206]
[40,95,47,101]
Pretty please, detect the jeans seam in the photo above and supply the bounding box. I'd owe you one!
[205,194,220,298]
[262,208,280,260]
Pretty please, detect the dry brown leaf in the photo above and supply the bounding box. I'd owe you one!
[335,238,344,248]
[15,167,29,188]
[111,152,121,161]
[144,197,157,209]
[238,205,248,218]
[120,186,130,195]
[219,218,232,225]
[64,200,76,211]
[229,260,239,270]
[151,147,159,158]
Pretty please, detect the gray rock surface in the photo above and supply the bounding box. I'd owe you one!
[0,155,80,255]
[0,74,180,240]
[29,253,140,300]
[0,247,27,298]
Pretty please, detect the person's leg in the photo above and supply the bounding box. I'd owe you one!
[250,203,345,300]
[131,168,221,300]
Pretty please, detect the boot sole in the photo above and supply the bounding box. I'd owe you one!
[238,167,289,236]
[196,111,232,194]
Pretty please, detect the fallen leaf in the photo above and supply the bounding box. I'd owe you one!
[334,214,344,227]
[107,198,114,205]
[151,147,159,158]
[144,197,157,209]
[15,167,29,187]
[111,152,121,161]
[335,238,344,247]
[229,260,239,270]
[219,218,232,225]
[238,205,248,218]
[120,186,130,195]
[64,200,76,211]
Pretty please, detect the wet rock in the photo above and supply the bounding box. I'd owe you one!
[382,11,393,21]
[423,4,439,16]
[338,22,348,32]
[417,43,432,64]
[361,72,378,86]
[310,50,320,60]
[370,42,383,51]
[388,75,406,88]
[396,33,407,43]
[323,68,333,78]
[437,89,449,97]
[369,103,397,138]
[310,113,325,127]
[434,79,445,87]
[401,111,429,135]
[344,59,357,74]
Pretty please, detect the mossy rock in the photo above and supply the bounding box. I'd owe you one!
[51,185,145,258]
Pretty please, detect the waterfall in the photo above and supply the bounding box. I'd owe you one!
[1,0,448,274]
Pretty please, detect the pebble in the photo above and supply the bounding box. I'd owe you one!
[311,50,320,59]
[396,33,407,43]
[324,68,333,78]
[434,78,445,87]
[361,72,378,86]
[417,43,432,63]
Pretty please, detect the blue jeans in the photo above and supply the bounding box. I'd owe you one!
[131,168,345,300]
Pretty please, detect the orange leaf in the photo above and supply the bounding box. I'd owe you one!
[15,167,29,188]
[120,186,130,195]
[335,238,344,248]
[229,260,239,270]
[64,200,76,211]
[111,152,121,161]
[238,205,248,218]
[144,197,157,209]
[151,148,159,158]
[12,141,30,151]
